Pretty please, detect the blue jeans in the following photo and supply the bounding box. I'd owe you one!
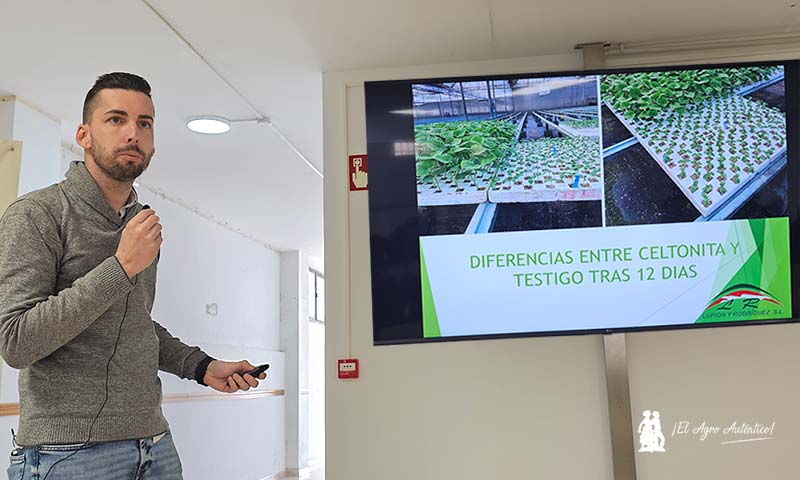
[7,431,182,479]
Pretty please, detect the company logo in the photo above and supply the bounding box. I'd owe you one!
[704,284,781,312]
[638,410,667,453]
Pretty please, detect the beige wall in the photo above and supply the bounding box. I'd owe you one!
[324,44,800,480]
[0,141,22,217]
[628,324,800,480]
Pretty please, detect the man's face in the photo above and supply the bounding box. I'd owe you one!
[82,89,155,182]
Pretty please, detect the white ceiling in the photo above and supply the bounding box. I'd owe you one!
[288,0,800,71]
[1,1,798,261]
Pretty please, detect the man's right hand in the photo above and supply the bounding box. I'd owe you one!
[115,208,163,278]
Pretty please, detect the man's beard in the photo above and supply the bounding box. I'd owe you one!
[90,141,153,183]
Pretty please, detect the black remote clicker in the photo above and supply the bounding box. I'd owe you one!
[241,363,270,378]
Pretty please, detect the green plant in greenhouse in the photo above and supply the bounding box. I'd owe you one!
[415,119,517,188]
[601,66,781,120]
[564,118,598,129]
[495,136,601,191]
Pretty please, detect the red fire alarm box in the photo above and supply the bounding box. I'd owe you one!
[349,155,368,191]
[338,358,359,379]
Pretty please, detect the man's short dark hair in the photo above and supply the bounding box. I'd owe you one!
[82,72,152,123]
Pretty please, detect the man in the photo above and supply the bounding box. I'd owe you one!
[0,73,266,479]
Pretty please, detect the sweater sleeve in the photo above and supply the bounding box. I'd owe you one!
[0,200,135,369]
[153,320,210,381]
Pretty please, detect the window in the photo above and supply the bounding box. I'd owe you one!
[308,269,325,323]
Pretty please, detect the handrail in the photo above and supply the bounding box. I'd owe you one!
[0,389,285,416]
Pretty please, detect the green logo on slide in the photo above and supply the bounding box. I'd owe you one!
[703,284,782,313]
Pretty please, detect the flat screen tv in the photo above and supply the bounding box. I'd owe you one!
[365,60,799,345]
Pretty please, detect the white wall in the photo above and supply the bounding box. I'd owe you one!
[323,51,615,480]
[307,319,325,465]
[280,250,311,472]
[10,98,62,195]
[138,186,286,480]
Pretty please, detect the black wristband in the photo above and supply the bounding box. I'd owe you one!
[194,356,215,386]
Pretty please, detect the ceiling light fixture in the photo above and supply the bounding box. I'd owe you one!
[186,115,272,135]
[186,116,230,134]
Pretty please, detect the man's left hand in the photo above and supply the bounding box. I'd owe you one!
[203,360,267,393]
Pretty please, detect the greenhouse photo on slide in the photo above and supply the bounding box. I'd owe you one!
[601,65,788,226]
[413,76,605,236]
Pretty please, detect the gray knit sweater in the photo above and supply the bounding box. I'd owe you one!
[0,161,209,446]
